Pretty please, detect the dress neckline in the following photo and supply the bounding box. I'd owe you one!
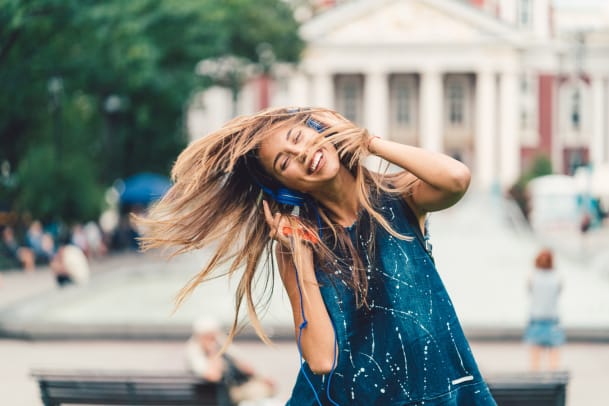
[343,209,365,231]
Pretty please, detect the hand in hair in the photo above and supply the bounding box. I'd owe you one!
[302,110,375,166]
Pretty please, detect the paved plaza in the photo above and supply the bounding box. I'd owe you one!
[1,191,608,405]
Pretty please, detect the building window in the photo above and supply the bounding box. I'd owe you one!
[520,110,529,131]
[520,76,529,93]
[519,73,538,140]
[392,77,415,126]
[343,83,358,122]
[335,75,363,124]
[444,75,471,131]
[520,75,530,130]
[396,86,411,125]
[571,89,581,130]
[389,74,417,142]
[518,0,532,28]
[448,82,464,125]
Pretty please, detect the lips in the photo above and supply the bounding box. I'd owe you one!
[308,150,323,174]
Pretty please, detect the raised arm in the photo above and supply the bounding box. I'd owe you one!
[367,137,471,217]
[263,201,336,374]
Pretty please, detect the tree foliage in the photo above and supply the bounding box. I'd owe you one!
[0,0,303,223]
[508,154,554,220]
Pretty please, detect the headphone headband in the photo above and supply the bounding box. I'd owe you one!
[258,182,305,207]
[305,117,326,133]
[275,188,305,207]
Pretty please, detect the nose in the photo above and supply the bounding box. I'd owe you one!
[297,149,307,163]
[285,144,308,163]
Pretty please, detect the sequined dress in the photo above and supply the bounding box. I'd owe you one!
[286,192,497,406]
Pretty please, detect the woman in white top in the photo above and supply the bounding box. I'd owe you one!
[524,249,565,371]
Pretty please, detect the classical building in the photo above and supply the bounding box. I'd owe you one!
[189,0,609,191]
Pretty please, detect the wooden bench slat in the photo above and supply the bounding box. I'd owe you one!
[33,369,233,406]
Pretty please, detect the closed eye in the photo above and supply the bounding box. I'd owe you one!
[293,130,302,144]
[280,156,290,171]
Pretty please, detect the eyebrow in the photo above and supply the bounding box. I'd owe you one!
[272,128,293,172]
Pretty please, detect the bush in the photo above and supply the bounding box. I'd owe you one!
[508,154,553,220]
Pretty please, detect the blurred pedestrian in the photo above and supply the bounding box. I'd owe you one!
[70,224,89,256]
[524,248,565,371]
[1,226,35,272]
[84,221,107,258]
[25,220,55,264]
[138,107,496,405]
[185,316,276,405]
[50,244,90,287]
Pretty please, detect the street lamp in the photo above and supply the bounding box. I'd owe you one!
[104,94,125,183]
[47,76,64,162]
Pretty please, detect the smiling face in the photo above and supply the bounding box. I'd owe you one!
[257,122,341,193]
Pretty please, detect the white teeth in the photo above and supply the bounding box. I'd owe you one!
[310,151,322,172]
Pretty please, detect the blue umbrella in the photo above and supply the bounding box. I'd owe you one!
[117,172,172,205]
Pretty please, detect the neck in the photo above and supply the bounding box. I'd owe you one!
[309,166,359,227]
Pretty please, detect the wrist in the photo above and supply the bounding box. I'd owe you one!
[366,136,380,154]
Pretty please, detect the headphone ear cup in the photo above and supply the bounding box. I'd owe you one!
[275,188,305,207]
[306,117,325,133]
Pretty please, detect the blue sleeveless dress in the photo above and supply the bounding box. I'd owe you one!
[287,192,496,405]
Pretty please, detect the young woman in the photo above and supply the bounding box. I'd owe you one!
[138,107,496,405]
[524,249,565,371]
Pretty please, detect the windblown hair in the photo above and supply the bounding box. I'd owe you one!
[136,107,414,345]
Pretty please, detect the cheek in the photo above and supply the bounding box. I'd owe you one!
[324,150,342,172]
[277,171,302,189]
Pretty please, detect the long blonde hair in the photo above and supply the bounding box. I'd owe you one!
[137,107,412,345]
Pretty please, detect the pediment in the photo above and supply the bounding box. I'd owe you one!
[301,0,521,45]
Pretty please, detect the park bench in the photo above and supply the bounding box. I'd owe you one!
[486,371,569,406]
[32,368,569,406]
[30,369,235,406]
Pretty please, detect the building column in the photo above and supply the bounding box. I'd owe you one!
[499,71,520,189]
[591,75,605,167]
[475,70,497,189]
[312,71,334,108]
[420,70,443,152]
[606,78,609,163]
[285,72,310,108]
[364,70,389,138]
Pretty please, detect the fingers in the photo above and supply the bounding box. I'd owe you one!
[262,200,273,225]
[272,212,283,240]
[313,110,344,127]
[263,200,277,239]
[262,200,287,244]
[263,200,319,246]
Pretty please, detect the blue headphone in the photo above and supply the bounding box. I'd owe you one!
[257,183,305,207]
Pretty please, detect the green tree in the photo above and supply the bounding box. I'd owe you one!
[0,0,304,224]
[508,154,554,220]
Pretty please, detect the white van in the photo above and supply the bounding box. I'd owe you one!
[527,175,580,232]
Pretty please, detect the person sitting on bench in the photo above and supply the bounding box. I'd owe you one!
[185,316,277,405]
